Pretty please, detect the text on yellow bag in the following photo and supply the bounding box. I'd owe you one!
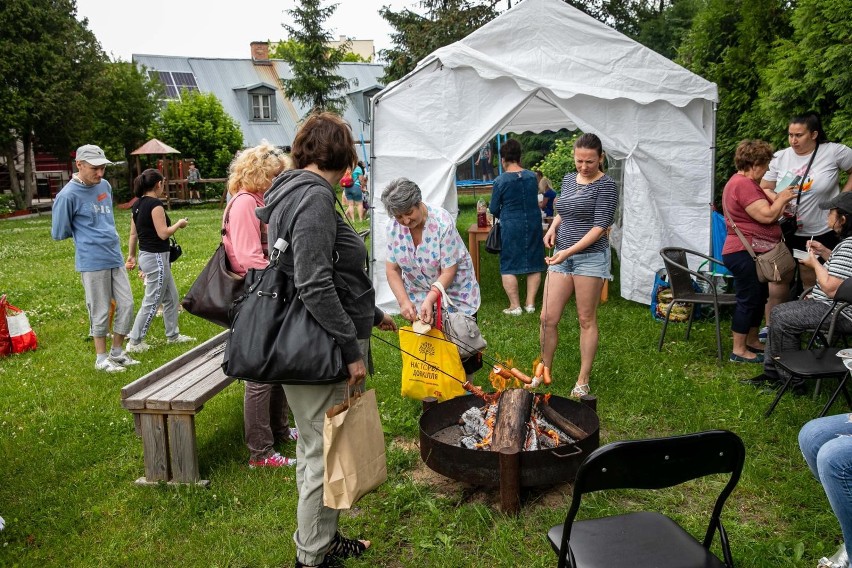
[399,326,466,402]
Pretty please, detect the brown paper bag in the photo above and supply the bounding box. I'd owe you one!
[323,389,387,509]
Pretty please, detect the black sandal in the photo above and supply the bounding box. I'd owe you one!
[294,532,368,568]
[326,532,368,561]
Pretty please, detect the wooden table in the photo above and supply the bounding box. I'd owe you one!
[468,223,492,282]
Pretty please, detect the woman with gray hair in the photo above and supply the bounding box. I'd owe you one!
[382,178,483,374]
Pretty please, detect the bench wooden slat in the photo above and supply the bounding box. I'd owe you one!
[171,370,235,411]
[122,340,228,410]
[120,331,227,400]
[122,357,213,410]
[144,357,227,410]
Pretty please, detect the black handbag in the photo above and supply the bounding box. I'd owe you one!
[168,237,182,263]
[221,187,347,385]
[181,243,245,328]
[484,220,501,254]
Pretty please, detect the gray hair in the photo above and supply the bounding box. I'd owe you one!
[381,177,422,215]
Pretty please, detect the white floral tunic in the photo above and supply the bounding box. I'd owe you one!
[386,204,481,315]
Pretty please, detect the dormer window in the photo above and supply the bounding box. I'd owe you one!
[252,94,273,120]
[237,83,277,122]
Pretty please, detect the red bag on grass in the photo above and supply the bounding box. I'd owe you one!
[0,295,37,355]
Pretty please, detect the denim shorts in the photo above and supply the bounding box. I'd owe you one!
[548,248,612,280]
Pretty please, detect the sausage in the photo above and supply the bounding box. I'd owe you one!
[492,365,514,380]
[535,361,545,379]
[510,367,533,384]
[543,366,552,385]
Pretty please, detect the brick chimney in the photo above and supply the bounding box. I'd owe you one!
[250,41,270,65]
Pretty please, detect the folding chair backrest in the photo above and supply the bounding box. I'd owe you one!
[573,430,744,494]
[563,430,745,544]
[660,248,697,297]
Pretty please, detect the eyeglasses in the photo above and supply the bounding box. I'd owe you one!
[264,148,285,159]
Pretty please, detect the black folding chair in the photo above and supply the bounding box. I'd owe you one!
[548,430,745,568]
[658,248,738,361]
[765,278,852,418]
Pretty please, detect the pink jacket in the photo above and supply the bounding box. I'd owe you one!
[223,191,268,276]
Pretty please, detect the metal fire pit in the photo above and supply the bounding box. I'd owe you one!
[419,393,600,513]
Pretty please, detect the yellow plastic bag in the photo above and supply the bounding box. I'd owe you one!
[399,326,467,401]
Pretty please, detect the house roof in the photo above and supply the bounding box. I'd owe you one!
[132,54,384,149]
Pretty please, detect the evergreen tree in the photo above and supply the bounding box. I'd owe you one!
[756,0,852,147]
[379,0,497,83]
[677,0,792,197]
[280,0,351,114]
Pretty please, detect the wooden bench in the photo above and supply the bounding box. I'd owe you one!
[121,331,233,486]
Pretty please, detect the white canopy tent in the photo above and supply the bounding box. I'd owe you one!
[369,0,718,311]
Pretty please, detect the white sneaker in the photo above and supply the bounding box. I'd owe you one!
[0,515,5,531]
[109,352,140,366]
[125,341,151,353]
[167,334,196,344]
[524,305,536,313]
[95,358,126,373]
[502,307,523,316]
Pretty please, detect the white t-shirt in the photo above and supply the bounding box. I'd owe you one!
[763,142,852,235]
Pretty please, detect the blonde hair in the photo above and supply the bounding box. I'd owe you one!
[227,141,292,195]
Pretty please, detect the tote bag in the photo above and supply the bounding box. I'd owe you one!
[181,243,245,328]
[323,389,387,509]
[399,326,467,401]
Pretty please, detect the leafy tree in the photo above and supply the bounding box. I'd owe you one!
[280,0,351,114]
[150,92,243,179]
[633,0,702,59]
[677,0,792,196]
[379,0,497,83]
[756,0,852,147]
[533,134,580,185]
[91,61,164,191]
[0,0,105,209]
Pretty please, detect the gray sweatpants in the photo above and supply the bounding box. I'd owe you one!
[282,338,370,566]
[81,267,134,337]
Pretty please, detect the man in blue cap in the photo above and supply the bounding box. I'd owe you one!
[51,144,138,372]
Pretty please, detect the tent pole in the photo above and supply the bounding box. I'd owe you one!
[709,101,718,257]
[368,99,376,280]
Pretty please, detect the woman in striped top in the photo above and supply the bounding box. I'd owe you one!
[756,192,852,390]
[541,134,618,398]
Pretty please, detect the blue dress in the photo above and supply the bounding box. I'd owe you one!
[489,169,546,274]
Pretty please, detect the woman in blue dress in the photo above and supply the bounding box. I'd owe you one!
[489,139,546,315]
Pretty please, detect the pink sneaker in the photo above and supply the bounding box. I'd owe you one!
[249,452,296,468]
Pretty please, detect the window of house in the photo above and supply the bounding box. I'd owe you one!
[251,94,272,120]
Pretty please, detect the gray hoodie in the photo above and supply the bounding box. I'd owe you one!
[256,169,379,364]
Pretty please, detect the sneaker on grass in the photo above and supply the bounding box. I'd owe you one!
[95,358,126,373]
[125,341,151,353]
[249,452,296,468]
[109,352,140,366]
[167,334,196,344]
[758,326,768,344]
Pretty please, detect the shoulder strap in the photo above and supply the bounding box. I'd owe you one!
[792,141,820,208]
[721,191,759,260]
[221,192,256,237]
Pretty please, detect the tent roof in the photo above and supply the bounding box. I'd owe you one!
[410,0,717,109]
[130,138,181,156]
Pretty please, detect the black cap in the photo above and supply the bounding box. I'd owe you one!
[820,192,852,213]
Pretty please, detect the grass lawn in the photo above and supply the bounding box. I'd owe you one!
[0,197,843,567]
